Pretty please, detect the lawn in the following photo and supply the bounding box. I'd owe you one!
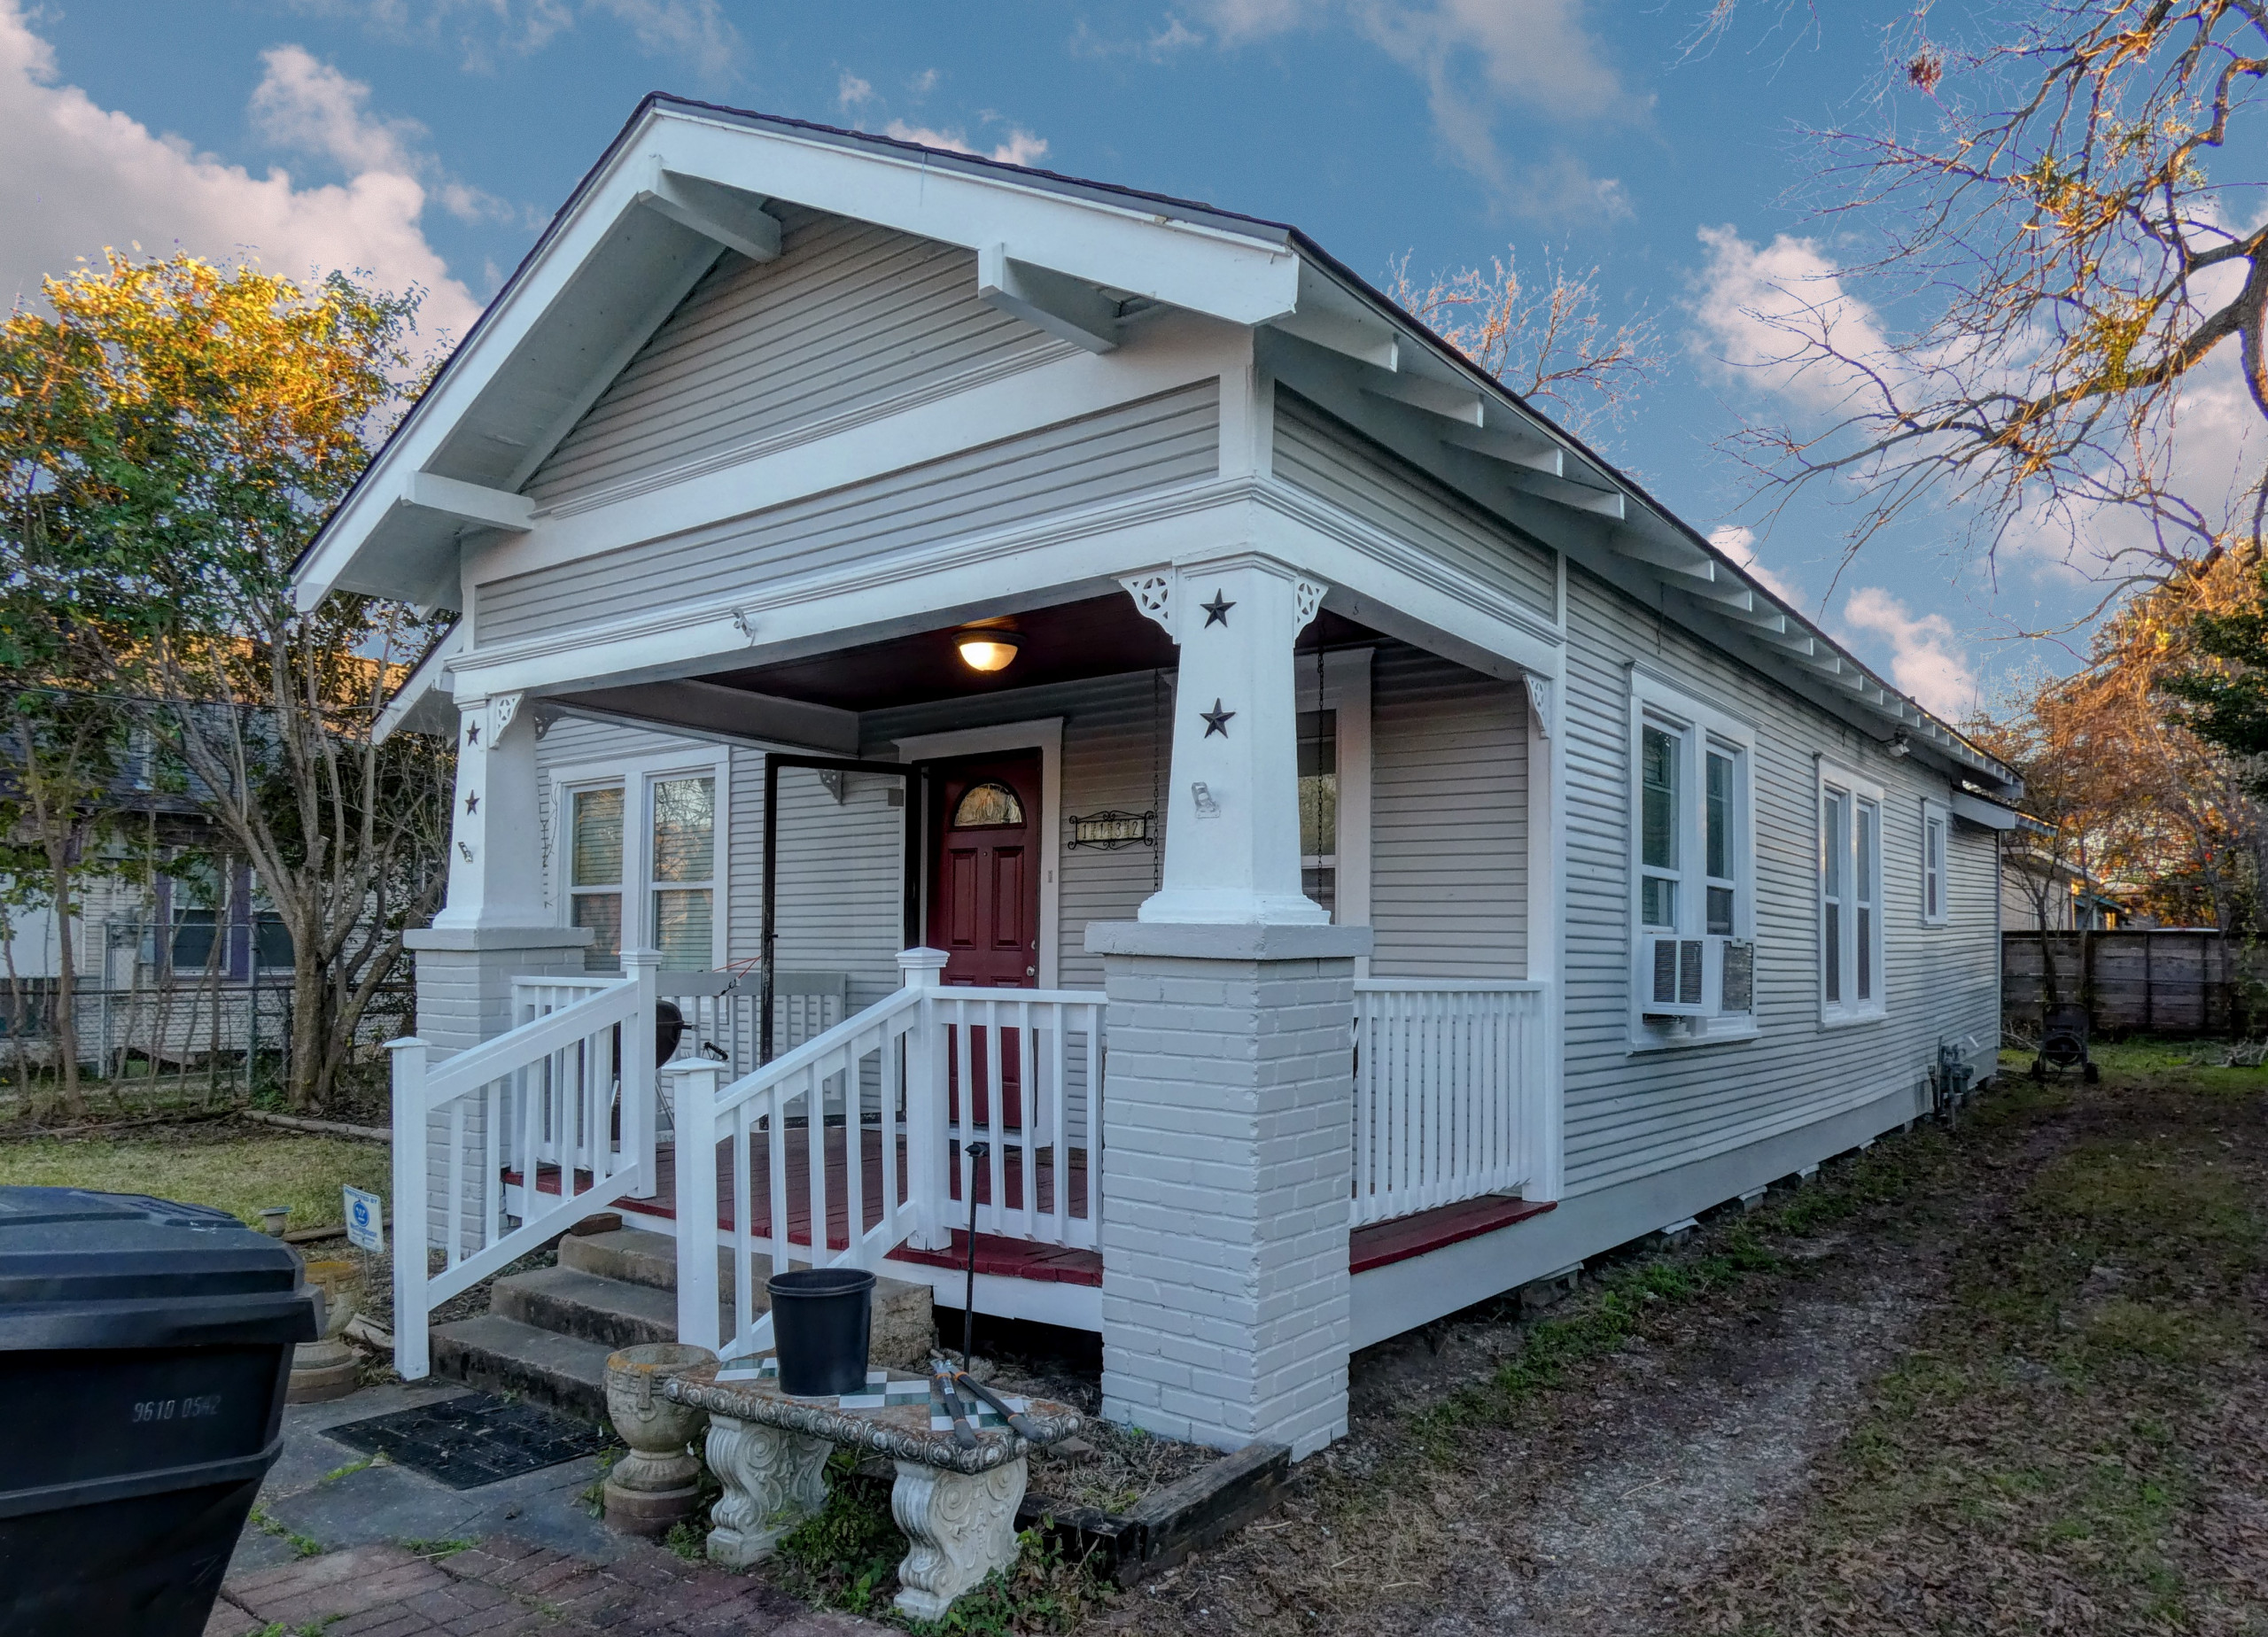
[0,1128,390,1233]
[1091,1039,2268,1636]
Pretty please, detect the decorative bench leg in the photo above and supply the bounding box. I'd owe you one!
[889,1457,1029,1620]
[703,1413,831,1568]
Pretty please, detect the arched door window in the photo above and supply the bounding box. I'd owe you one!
[951,780,1025,828]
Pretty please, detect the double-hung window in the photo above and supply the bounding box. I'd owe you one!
[560,756,726,973]
[1628,668,1757,1046]
[1819,762,1886,1023]
[1920,798,1949,927]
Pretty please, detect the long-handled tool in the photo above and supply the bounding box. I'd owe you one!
[960,1140,989,1371]
[944,1366,1041,1442]
[929,1358,977,1449]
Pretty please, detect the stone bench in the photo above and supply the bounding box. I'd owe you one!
[664,1362,1083,1619]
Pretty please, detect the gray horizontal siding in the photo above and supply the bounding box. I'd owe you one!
[1368,642,1526,979]
[766,765,905,1012]
[478,381,1222,648]
[528,206,1068,509]
[1558,564,2000,1197]
[1270,388,1557,620]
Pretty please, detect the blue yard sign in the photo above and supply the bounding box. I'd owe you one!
[344,1185,384,1253]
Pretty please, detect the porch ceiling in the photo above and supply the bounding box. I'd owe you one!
[695,592,1380,713]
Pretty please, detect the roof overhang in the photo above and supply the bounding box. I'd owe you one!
[294,98,1301,615]
[316,96,2016,795]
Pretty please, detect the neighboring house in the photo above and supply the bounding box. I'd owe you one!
[300,100,2021,1461]
[0,751,295,1067]
[1999,843,2133,931]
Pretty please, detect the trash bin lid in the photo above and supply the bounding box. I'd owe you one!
[0,1187,319,1351]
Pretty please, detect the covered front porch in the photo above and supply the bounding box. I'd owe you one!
[395,546,1563,1456]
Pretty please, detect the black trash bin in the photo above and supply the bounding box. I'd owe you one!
[0,1185,321,1637]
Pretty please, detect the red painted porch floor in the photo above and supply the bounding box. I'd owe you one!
[520,1136,1555,1287]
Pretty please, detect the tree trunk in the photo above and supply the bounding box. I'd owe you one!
[288,942,326,1112]
[46,841,82,1120]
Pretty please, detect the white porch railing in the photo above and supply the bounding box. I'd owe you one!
[672,952,1106,1364]
[1350,979,1550,1228]
[509,968,850,1081]
[387,951,661,1379]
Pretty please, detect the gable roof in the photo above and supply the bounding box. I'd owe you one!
[298,93,2016,795]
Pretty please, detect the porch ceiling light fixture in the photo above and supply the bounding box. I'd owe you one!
[954,625,1022,673]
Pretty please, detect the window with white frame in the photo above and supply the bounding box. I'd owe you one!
[1628,669,1757,1045]
[1920,798,1950,927]
[1819,763,1886,1022]
[560,756,725,973]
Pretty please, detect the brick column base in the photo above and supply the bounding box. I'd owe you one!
[1087,920,1371,1460]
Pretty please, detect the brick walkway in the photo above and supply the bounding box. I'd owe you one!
[205,1537,880,1636]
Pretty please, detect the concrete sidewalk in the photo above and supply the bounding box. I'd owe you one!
[207,1377,883,1636]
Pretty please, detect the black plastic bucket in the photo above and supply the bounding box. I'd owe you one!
[766,1267,875,1398]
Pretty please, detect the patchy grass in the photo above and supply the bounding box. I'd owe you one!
[249,1505,324,1559]
[1688,1058,2268,1635]
[771,1450,1115,1633]
[0,1128,387,1230]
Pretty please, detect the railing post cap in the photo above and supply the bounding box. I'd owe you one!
[621,948,664,970]
[662,1059,723,1083]
[383,1036,428,1052]
[897,947,950,986]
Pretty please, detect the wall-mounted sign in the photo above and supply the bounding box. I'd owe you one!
[1068,810,1155,850]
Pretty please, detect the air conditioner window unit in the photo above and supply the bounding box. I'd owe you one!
[1644,934,1709,1016]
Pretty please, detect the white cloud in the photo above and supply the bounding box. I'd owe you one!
[1688,223,1893,414]
[0,4,480,336]
[285,0,736,77]
[837,72,874,109]
[907,67,940,95]
[1180,0,1633,212]
[1709,524,1804,606]
[1841,586,1978,718]
[249,44,510,225]
[882,118,1050,168]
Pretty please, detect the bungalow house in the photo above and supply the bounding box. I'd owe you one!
[297,97,2019,1462]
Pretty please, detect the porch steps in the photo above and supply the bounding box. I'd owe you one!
[427,1225,935,1421]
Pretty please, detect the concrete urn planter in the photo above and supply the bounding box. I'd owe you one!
[603,1342,718,1536]
[288,1259,364,1404]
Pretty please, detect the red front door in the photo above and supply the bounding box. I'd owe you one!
[928,752,1041,1129]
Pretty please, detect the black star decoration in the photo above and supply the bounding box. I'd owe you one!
[463,723,479,747]
[463,791,479,814]
[1200,699,1235,738]
[1200,590,1235,627]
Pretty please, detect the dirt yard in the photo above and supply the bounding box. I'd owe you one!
[1091,1047,2268,1637]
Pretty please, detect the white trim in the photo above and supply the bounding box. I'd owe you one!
[890,719,1063,989]
[1920,797,1951,927]
[1816,756,1887,1027]
[1626,664,1759,1053]
[1297,648,1372,971]
[449,485,1564,713]
[546,743,733,971]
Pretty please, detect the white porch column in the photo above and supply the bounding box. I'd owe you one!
[1127,555,1330,926]
[1096,555,1368,1460]
[403,693,589,1054]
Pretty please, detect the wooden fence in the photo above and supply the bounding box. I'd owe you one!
[2002,929,2260,1038]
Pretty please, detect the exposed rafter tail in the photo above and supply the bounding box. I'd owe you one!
[978,244,1121,353]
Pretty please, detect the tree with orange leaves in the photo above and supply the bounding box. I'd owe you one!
[0,253,452,1112]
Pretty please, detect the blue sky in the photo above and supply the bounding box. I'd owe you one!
[0,0,2117,715]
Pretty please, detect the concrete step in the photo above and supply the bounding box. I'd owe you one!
[491,1264,683,1352]
[552,1226,938,1369]
[429,1313,614,1421]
